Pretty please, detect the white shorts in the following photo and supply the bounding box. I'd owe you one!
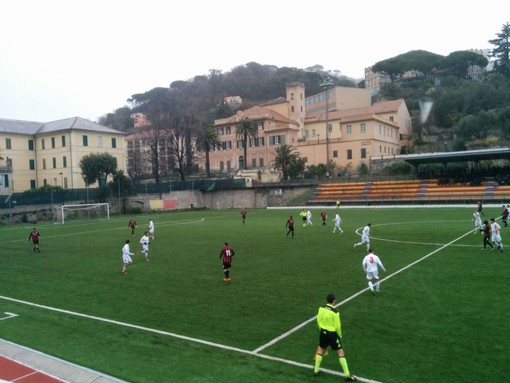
[141,244,149,252]
[492,234,502,242]
[361,236,370,244]
[122,254,133,264]
[366,271,379,280]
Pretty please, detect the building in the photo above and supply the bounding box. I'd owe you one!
[0,117,126,194]
[297,99,411,173]
[202,105,300,172]
[199,84,412,177]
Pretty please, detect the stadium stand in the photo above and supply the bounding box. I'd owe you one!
[308,179,510,205]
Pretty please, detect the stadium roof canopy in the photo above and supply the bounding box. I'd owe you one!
[398,147,510,166]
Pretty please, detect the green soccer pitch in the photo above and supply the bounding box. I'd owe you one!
[0,206,508,383]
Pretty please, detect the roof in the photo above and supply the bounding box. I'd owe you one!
[306,99,405,122]
[215,105,298,127]
[393,147,510,166]
[0,117,125,136]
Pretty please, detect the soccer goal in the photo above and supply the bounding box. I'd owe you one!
[61,203,110,224]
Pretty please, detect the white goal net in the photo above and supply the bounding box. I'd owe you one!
[61,203,110,224]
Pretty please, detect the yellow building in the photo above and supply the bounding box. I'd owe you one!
[0,117,126,194]
[297,99,411,173]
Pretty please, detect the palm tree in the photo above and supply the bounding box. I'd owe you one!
[235,117,258,170]
[273,144,300,180]
[196,122,221,177]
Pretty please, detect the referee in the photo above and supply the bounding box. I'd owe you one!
[313,293,356,381]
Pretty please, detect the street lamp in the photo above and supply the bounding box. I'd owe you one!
[320,76,334,178]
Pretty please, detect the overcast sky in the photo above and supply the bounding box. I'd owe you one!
[1,0,508,123]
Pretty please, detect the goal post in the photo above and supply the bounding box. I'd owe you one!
[61,203,110,224]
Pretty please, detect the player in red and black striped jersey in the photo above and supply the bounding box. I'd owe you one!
[28,228,41,253]
[128,218,137,237]
[286,215,295,238]
[219,242,235,284]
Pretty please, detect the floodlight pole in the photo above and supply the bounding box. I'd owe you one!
[320,76,334,178]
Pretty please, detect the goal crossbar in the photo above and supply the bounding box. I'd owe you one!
[61,203,110,224]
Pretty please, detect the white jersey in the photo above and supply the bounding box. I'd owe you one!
[333,214,341,227]
[361,225,370,240]
[473,212,482,229]
[140,234,150,251]
[491,222,502,242]
[148,220,155,234]
[122,243,134,263]
[362,252,385,279]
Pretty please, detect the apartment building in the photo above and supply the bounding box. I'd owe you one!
[0,117,126,194]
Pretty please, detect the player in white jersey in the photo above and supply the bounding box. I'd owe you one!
[139,231,151,261]
[332,213,343,233]
[362,248,386,294]
[148,219,155,239]
[354,223,371,251]
[121,240,135,275]
[473,210,482,232]
[306,209,313,226]
[490,218,504,252]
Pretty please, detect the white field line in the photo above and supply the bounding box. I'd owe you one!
[252,227,476,356]
[0,218,205,244]
[0,294,384,382]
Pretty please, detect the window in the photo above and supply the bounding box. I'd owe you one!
[42,139,45,149]
[218,127,224,135]
[220,161,224,171]
[252,158,257,168]
[290,92,294,100]
[291,106,295,112]
[328,123,332,134]
[52,157,57,168]
[111,137,117,148]
[347,150,352,160]
[259,158,264,167]
[333,150,338,158]
[62,135,66,147]
[226,126,231,134]
[389,116,394,122]
[30,180,36,189]
[97,136,103,147]
[360,123,366,134]
[28,139,34,150]
[237,140,245,149]
[63,156,67,168]
[361,148,367,158]
[5,138,11,149]
[42,158,46,170]
[221,141,232,150]
[83,135,88,146]
[312,129,316,137]
[29,159,35,170]
[270,135,285,145]
[226,161,231,170]
[346,125,352,135]
[51,137,56,148]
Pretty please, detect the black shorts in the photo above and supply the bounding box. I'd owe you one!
[32,240,39,245]
[318,329,343,350]
[222,262,231,269]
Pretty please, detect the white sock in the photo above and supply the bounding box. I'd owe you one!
[368,281,373,291]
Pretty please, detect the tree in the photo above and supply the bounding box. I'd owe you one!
[440,51,489,79]
[272,144,300,180]
[196,122,221,177]
[167,113,198,181]
[372,50,444,81]
[489,22,510,76]
[236,117,258,170]
[79,152,118,187]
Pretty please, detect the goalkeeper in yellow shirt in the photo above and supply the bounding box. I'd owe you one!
[313,293,356,381]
